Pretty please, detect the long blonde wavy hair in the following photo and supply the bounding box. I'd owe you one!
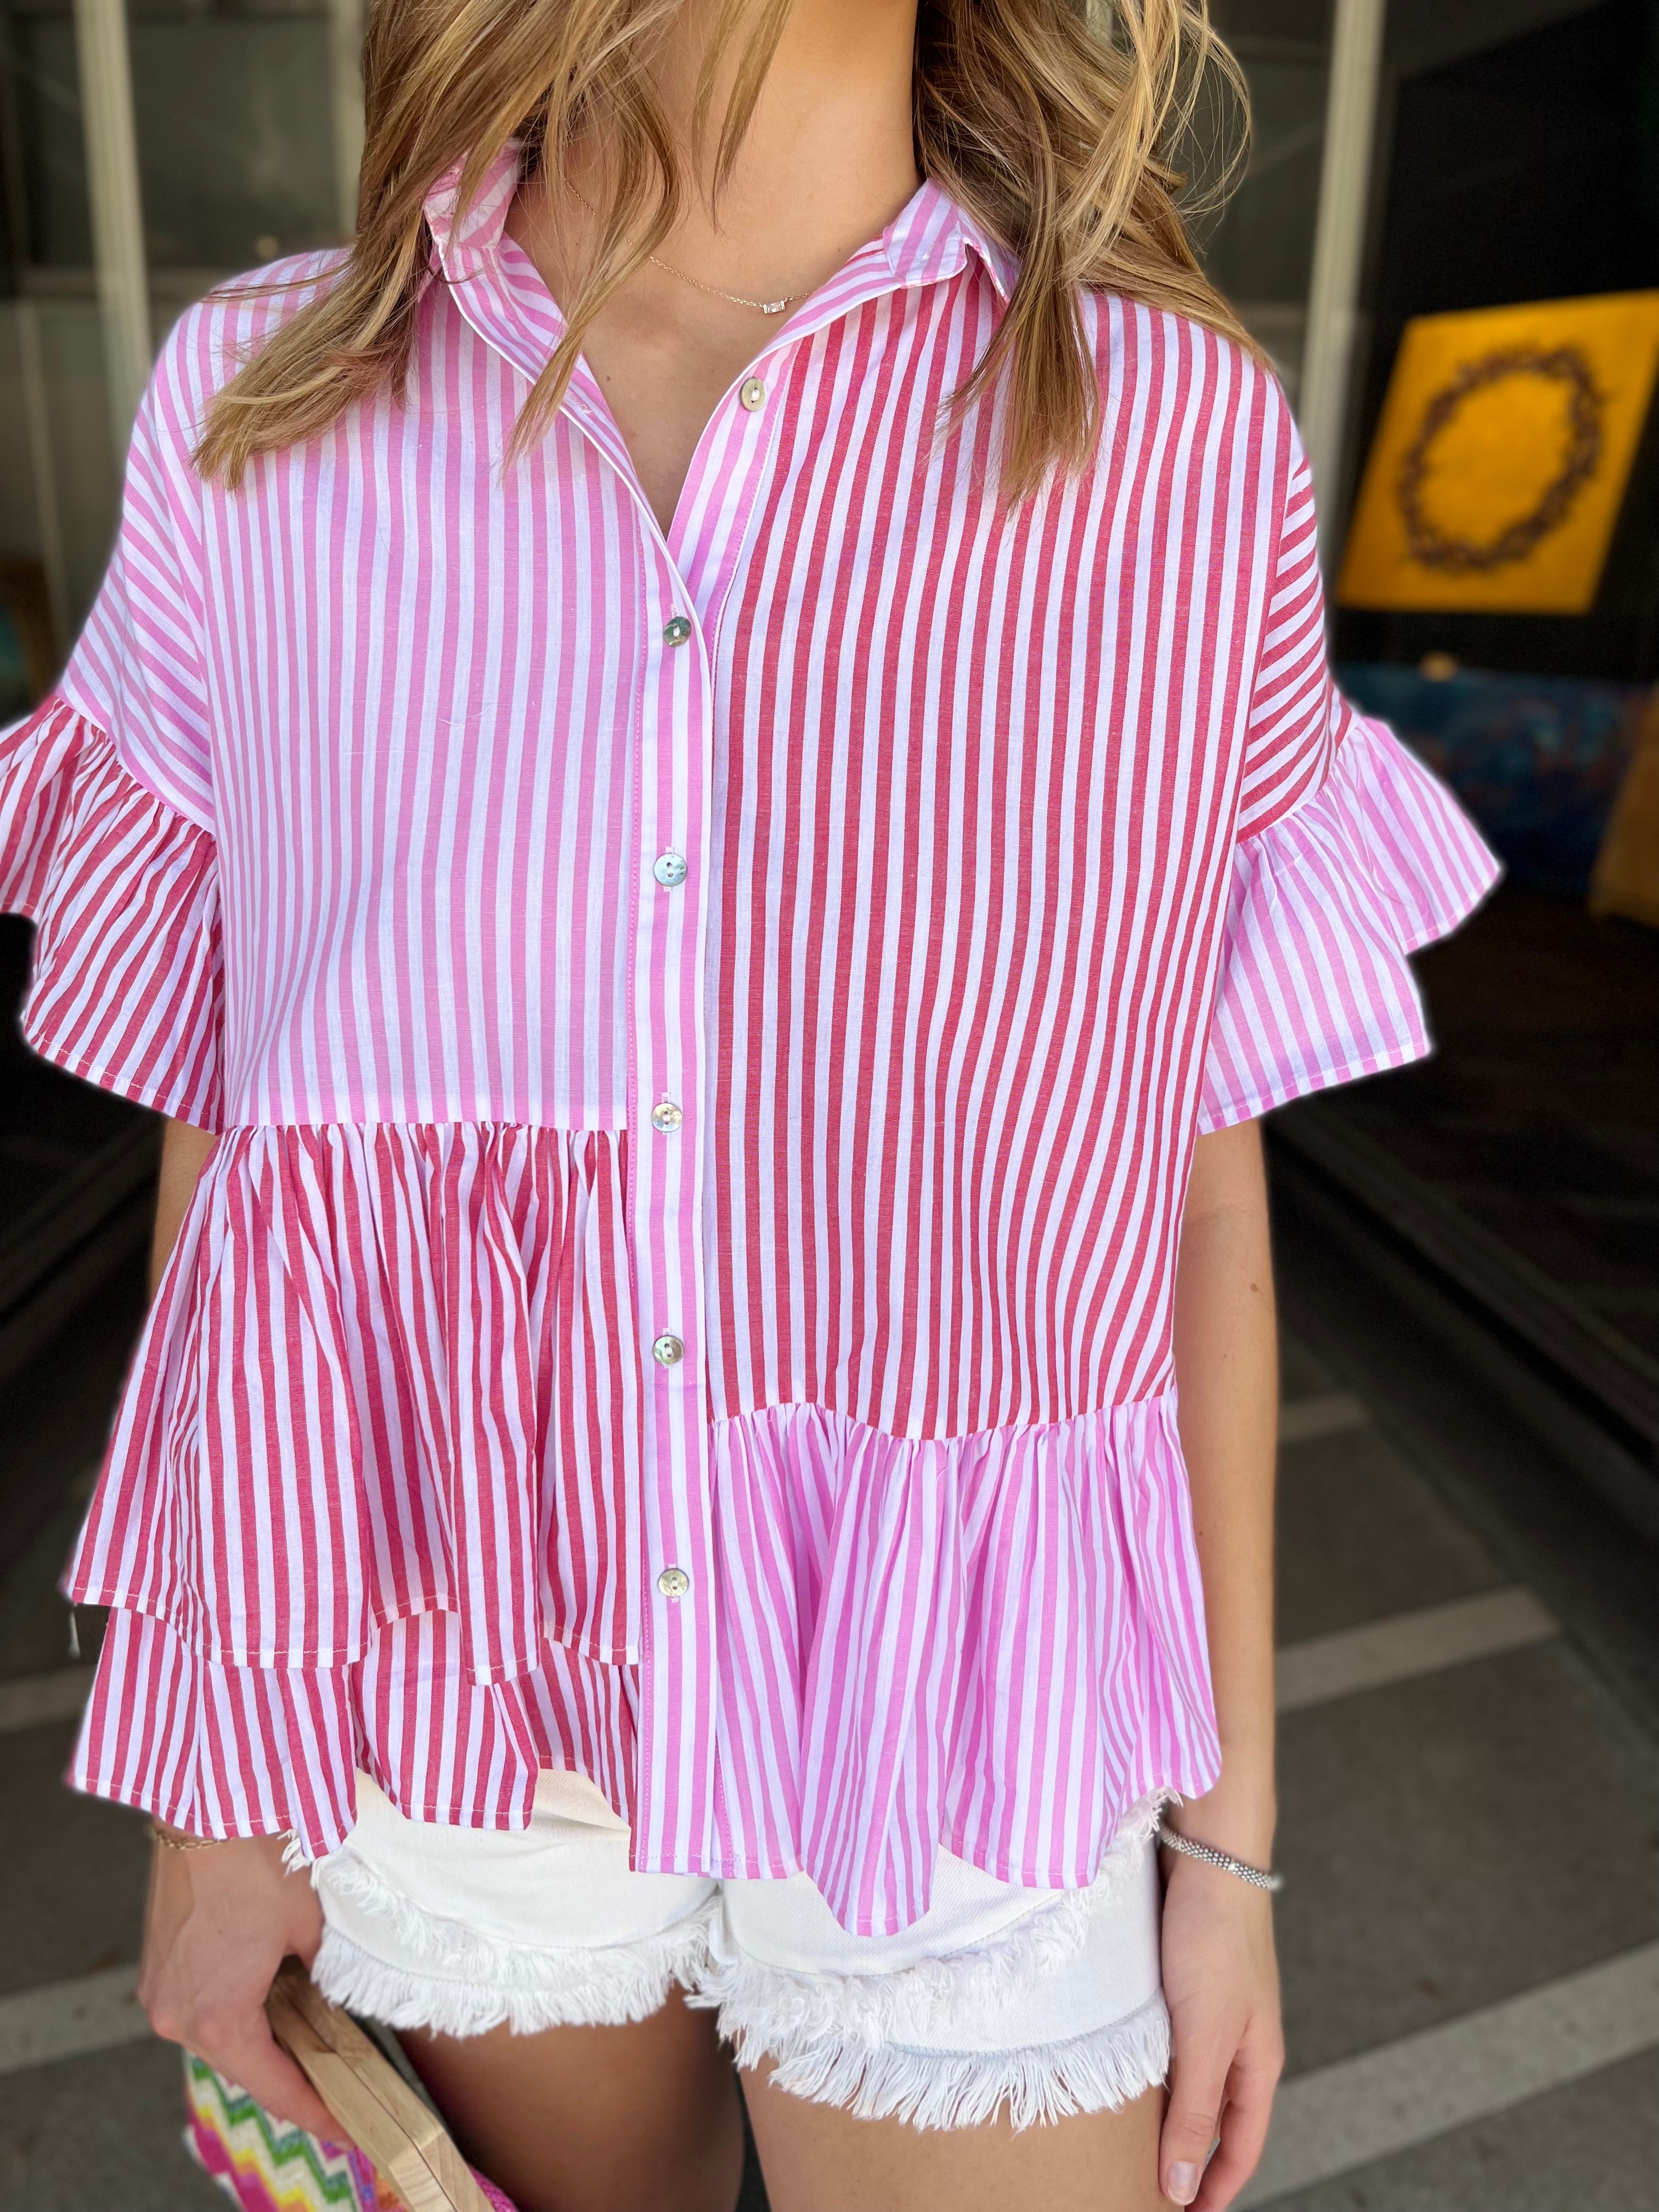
[195,0,1255,496]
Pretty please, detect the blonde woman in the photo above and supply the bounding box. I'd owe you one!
[4,0,1496,2205]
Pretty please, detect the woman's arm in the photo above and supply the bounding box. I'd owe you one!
[1159,1118,1284,2210]
[149,1115,216,1291]
[135,1118,337,2139]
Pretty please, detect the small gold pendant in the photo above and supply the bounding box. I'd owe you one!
[759,300,789,315]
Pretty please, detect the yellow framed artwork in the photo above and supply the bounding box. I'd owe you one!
[1336,290,1659,615]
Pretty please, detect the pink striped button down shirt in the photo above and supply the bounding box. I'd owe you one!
[1,146,1497,1933]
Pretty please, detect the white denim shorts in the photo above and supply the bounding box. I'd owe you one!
[311,1771,1169,2132]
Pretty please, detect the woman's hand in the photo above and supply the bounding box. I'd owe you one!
[1156,1849,1284,2209]
[1165,1119,1283,2205]
[139,1829,341,2142]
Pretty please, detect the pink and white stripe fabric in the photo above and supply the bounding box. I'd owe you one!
[2,146,1498,1933]
[0,701,221,1124]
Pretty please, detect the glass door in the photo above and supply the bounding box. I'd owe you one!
[0,0,358,688]
[1204,0,1335,407]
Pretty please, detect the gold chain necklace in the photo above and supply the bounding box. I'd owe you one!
[566,182,802,316]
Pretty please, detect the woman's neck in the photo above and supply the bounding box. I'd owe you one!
[505,0,923,533]
[517,0,923,314]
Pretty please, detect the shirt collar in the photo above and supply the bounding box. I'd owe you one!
[423,143,1017,306]
[879,177,1017,304]
[424,142,526,279]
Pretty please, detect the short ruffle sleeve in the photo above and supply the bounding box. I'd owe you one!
[1198,433,1500,1133]
[1,332,222,1128]
[0,698,222,1127]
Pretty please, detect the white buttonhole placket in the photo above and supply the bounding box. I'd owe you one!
[425,257,808,1876]
[630,565,722,1872]
[620,338,801,1869]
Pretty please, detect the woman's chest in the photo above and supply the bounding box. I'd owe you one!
[202,428,1262,919]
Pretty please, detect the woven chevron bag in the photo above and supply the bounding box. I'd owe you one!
[183,1962,518,2212]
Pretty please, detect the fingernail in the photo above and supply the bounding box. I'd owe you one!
[1167,2163,1200,2205]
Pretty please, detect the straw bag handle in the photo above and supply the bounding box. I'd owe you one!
[266,1959,494,2212]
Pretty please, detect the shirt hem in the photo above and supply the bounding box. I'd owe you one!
[1195,1035,1435,1136]
[20,1026,212,1130]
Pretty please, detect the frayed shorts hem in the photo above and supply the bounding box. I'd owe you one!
[311,1908,718,2035]
[308,1773,1167,2131]
[312,1919,1169,2131]
[714,1989,1171,2131]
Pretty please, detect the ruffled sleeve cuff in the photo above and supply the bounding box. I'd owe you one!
[1198,715,1500,1133]
[0,696,223,1130]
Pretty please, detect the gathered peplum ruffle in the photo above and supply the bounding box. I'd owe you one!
[703,1393,1218,1931]
[70,1238,1221,1933]
[67,1121,642,1680]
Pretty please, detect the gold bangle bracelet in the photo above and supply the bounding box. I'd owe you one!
[148,1819,224,1851]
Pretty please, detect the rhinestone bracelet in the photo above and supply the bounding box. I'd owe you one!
[1156,1819,1283,1892]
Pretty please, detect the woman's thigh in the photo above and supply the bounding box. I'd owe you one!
[402,1993,743,2212]
[745,2063,1171,2212]
[308,1770,743,2212]
[715,1822,1172,2210]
